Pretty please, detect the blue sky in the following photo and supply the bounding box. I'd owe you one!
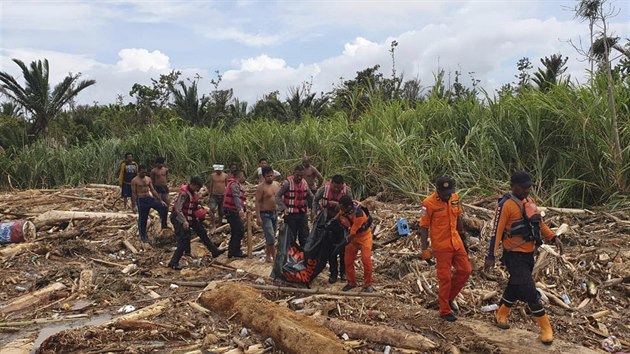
[0,0,628,105]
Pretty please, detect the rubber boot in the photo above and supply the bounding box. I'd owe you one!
[495,304,511,329]
[535,314,554,345]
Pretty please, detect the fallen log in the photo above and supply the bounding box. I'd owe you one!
[0,243,38,258]
[122,239,138,254]
[0,282,67,314]
[85,184,119,190]
[0,332,36,354]
[312,315,437,351]
[199,283,349,354]
[248,284,383,297]
[100,299,171,326]
[33,210,135,228]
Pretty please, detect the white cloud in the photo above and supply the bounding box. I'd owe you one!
[115,49,171,72]
[202,28,282,47]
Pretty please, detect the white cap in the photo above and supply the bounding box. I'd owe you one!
[213,164,224,171]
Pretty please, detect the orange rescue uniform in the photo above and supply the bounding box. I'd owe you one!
[489,195,555,257]
[420,192,472,316]
[338,203,373,286]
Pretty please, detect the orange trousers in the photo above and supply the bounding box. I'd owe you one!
[434,247,472,315]
[344,233,373,286]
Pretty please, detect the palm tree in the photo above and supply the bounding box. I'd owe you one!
[169,80,210,126]
[0,58,96,139]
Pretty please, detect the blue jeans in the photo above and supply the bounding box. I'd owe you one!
[260,211,277,245]
[136,197,167,241]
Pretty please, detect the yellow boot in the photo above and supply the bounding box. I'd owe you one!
[495,304,511,329]
[535,314,554,345]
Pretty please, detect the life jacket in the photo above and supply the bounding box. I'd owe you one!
[283,176,308,214]
[505,193,543,249]
[339,201,373,235]
[223,178,246,211]
[320,182,349,213]
[172,184,200,221]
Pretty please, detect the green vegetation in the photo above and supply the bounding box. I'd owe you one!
[1,0,629,207]
[1,72,629,207]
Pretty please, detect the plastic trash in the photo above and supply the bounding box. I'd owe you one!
[255,277,266,285]
[396,219,409,236]
[536,288,549,303]
[341,333,350,340]
[117,305,136,313]
[169,283,179,290]
[561,294,571,304]
[601,336,622,352]
[384,345,392,354]
[480,304,498,312]
[264,337,274,347]
[240,327,249,337]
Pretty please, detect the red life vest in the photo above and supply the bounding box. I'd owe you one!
[283,175,308,214]
[223,178,246,211]
[172,184,200,221]
[320,182,349,213]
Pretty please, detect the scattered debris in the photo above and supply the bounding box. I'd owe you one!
[0,186,628,353]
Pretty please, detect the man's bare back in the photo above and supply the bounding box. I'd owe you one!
[131,176,154,198]
[151,167,169,187]
[210,172,228,195]
[256,181,280,212]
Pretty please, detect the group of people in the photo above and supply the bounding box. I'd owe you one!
[419,171,562,345]
[118,153,562,344]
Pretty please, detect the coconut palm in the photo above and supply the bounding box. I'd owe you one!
[0,58,96,139]
[169,80,210,126]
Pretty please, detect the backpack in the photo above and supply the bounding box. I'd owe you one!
[356,205,373,234]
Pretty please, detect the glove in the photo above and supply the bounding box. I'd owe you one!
[421,248,433,261]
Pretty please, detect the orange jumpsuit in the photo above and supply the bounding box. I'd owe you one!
[420,192,472,316]
[338,203,373,286]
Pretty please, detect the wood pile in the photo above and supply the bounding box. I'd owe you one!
[0,185,628,353]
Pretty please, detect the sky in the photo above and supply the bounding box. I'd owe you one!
[0,0,628,105]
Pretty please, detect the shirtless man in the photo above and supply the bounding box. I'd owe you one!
[255,166,281,262]
[302,156,324,194]
[132,166,168,243]
[150,157,170,205]
[207,164,228,226]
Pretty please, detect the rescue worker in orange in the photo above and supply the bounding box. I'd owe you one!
[420,176,472,321]
[338,195,374,293]
[484,171,563,345]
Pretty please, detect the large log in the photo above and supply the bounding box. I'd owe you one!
[33,210,135,228]
[0,282,67,314]
[312,315,437,351]
[199,283,349,354]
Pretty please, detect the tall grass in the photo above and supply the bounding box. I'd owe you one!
[1,80,628,207]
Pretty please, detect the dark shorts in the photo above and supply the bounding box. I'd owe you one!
[121,183,132,197]
[209,194,224,210]
[155,185,169,194]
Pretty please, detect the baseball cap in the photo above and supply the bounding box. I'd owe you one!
[436,176,456,194]
[511,171,534,188]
